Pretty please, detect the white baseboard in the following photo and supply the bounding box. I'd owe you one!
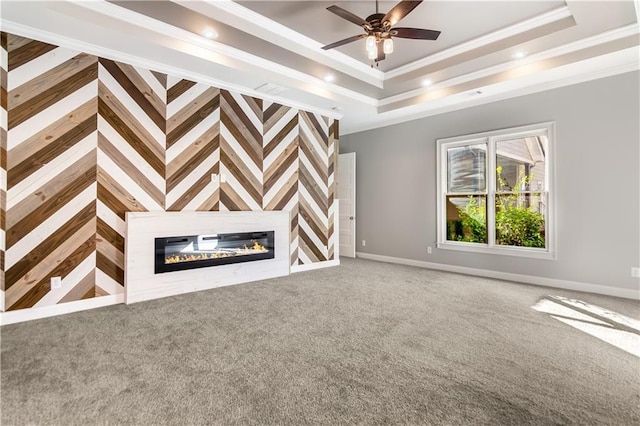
[291,259,340,273]
[356,252,640,300]
[0,294,124,326]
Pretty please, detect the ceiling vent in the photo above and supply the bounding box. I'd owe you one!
[254,83,288,96]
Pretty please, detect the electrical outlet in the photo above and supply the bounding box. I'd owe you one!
[632,267,640,278]
[51,276,62,289]
[427,246,432,254]
[211,173,218,183]
[362,240,366,247]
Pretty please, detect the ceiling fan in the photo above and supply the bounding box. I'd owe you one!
[321,0,441,64]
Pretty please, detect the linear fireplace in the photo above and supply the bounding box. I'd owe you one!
[155,231,275,274]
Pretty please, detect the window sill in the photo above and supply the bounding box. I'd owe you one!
[437,241,556,260]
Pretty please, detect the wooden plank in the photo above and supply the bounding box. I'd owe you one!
[98,133,163,207]
[167,79,196,104]
[6,162,96,248]
[99,59,165,131]
[8,115,96,189]
[7,99,96,169]
[4,202,95,289]
[59,270,95,303]
[8,62,97,129]
[98,92,164,176]
[5,218,95,306]
[8,38,57,70]
[9,234,96,310]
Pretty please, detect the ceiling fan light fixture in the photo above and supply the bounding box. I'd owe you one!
[383,38,394,54]
[365,35,376,52]
[367,47,377,60]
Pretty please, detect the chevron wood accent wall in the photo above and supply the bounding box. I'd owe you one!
[328,119,339,261]
[97,58,167,295]
[220,90,263,212]
[297,111,331,265]
[4,34,99,311]
[166,76,220,211]
[263,101,300,266]
[1,33,7,310]
[1,31,338,313]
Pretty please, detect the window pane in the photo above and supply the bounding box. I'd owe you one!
[495,192,546,248]
[446,195,487,243]
[447,144,486,193]
[496,136,546,193]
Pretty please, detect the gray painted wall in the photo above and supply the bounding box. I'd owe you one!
[340,71,640,293]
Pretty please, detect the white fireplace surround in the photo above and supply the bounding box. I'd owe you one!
[125,211,291,304]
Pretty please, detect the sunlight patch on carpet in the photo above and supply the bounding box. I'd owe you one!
[532,295,640,358]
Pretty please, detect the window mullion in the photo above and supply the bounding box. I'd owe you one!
[486,138,496,248]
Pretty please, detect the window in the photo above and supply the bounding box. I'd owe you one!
[436,122,555,259]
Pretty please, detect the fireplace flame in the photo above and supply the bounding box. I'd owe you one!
[165,240,268,264]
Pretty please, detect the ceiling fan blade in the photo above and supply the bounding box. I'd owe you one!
[392,27,441,40]
[376,41,386,61]
[327,5,370,28]
[382,0,423,26]
[321,34,367,50]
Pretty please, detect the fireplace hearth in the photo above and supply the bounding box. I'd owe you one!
[155,231,275,274]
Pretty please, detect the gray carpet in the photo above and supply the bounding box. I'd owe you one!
[1,257,639,425]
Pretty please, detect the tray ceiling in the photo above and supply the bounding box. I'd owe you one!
[1,0,638,134]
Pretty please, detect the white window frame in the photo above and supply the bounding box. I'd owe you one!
[436,122,556,260]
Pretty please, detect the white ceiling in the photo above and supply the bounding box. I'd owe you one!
[1,1,639,134]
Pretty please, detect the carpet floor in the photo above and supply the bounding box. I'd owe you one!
[1,257,639,425]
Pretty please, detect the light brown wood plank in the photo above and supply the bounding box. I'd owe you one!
[299,196,328,245]
[8,62,98,129]
[8,37,57,70]
[264,143,298,194]
[8,115,96,190]
[98,88,164,176]
[8,233,96,310]
[299,131,329,183]
[167,171,213,211]
[114,61,165,121]
[220,184,249,211]
[5,218,96,307]
[9,53,97,110]
[166,124,218,192]
[6,161,96,248]
[166,89,219,147]
[4,202,95,289]
[98,133,163,207]
[220,141,262,206]
[7,99,96,170]
[264,116,297,159]
[97,167,148,218]
[59,270,95,303]
[99,59,165,131]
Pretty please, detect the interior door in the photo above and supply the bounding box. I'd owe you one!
[338,152,356,258]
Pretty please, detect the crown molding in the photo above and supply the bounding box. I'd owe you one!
[379,22,640,108]
[176,0,385,88]
[344,47,639,135]
[384,6,573,80]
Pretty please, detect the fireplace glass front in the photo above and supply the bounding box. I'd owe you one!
[155,231,275,274]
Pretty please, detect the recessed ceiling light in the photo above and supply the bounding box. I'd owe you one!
[324,74,335,83]
[202,28,218,39]
[331,106,342,111]
[421,79,433,87]
[512,51,527,60]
